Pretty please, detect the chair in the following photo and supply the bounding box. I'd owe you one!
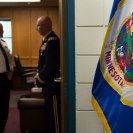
[14,54,37,89]
[17,87,49,133]
[18,98,49,133]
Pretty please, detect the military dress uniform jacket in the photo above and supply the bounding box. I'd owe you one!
[36,31,60,96]
[35,31,61,133]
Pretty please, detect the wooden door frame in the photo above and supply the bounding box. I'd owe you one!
[59,0,67,133]
[59,0,76,133]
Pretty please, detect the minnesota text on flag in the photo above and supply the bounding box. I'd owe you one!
[92,0,133,133]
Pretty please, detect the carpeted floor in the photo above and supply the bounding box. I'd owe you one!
[4,90,30,133]
[4,107,20,133]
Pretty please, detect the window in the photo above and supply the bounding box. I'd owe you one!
[0,18,12,53]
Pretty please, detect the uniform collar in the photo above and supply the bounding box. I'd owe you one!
[42,31,52,41]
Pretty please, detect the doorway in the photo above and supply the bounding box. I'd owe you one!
[0,0,75,132]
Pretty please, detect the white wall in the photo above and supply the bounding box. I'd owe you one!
[75,0,113,133]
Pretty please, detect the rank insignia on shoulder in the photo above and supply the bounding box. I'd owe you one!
[48,37,57,42]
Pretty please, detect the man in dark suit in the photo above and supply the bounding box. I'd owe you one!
[35,16,60,133]
[0,23,13,133]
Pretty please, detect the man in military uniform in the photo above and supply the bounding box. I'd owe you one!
[35,16,60,133]
[0,23,13,133]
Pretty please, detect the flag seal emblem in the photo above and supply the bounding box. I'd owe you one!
[102,9,133,106]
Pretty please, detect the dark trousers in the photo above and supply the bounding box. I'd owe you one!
[43,82,61,133]
[0,73,10,133]
[44,95,61,133]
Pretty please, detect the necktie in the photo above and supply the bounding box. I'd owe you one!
[0,42,10,71]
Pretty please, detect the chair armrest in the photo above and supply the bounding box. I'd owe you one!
[23,71,36,76]
[23,68,37,72]
[18,98,45,109]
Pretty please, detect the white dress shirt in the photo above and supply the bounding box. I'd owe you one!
[0,39,13,73]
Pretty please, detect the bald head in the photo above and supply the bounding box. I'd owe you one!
[36,16,52,36]
[0,23,3,37]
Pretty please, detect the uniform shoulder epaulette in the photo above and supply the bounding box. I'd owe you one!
[48,37,57,42]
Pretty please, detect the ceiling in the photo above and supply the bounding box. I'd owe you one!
[0,0,59,7]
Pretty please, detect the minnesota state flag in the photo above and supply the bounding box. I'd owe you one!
[92,0,133,133]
